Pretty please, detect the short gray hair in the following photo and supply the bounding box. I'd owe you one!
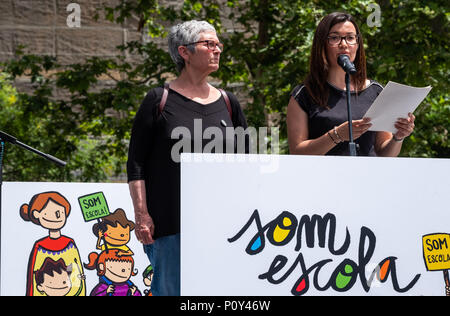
[168,20,216,72]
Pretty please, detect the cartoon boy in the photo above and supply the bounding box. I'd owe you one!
[35,258,73,296]
[142,265,154,296]
[92,209,135,256]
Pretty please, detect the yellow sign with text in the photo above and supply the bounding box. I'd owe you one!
[422,234,450,271]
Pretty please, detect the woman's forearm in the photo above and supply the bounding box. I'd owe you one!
[289,131,337,155]
[128,180,148,213]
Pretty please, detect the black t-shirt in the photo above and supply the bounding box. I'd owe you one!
[291,81,383,156]
[127,87,248,239]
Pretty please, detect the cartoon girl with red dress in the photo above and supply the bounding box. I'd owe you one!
[20,191,86,296]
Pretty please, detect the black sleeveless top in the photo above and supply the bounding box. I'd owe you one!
[291,81,383,156]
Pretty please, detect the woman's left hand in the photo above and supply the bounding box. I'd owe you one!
[393,113,415,141]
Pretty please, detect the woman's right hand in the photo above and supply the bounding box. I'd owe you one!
[135,211,155,245]
[335,118,372,141]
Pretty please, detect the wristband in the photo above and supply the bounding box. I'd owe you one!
[334,127,344,143]
[327,131,339,145]
[392,134,404,142]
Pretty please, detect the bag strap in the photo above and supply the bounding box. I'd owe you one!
[158,84,232,120]
[219,88,233,120]
[158,83,170,115]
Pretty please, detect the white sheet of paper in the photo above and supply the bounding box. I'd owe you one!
[363,81,432,133]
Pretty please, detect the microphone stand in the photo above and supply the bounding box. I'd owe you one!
[345,73,357,156]
[0,130,66,294]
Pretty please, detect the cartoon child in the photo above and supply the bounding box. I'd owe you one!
[35,258,73,296]
[20,191,86,296]
[92,208,135,256]
[84,249,141,296]
[142,264,154,296]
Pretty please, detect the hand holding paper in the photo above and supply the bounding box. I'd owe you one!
[363,81,432,133]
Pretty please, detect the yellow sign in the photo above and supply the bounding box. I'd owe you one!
[422,234,450,271]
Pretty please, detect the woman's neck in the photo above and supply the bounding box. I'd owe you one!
[327,66,353,90]
[170,69,215,101]
[173,68,209,91]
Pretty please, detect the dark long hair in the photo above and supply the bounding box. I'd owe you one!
[304,12,367,108]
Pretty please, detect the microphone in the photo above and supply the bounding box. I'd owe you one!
[337,55,357,74]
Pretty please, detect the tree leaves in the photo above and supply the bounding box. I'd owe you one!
[0,0,448,182]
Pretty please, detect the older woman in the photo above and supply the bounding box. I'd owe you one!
[287,12,415,156]
[127,20,248,296]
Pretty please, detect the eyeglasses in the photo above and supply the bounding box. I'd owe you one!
[184,40,224,52]
[327,34,359,46]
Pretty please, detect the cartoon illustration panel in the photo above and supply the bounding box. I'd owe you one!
[1,182,153,296]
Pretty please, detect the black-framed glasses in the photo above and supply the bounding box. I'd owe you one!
[184,40,224,51]
[327,34,359,46]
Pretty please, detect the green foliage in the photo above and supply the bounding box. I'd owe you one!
[362,0,449,157]
[0,66,110,182]
[0,73,17,109]
[0,38,175,181]
[0,0,448,182]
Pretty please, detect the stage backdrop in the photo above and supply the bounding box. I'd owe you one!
[1,182,152,296]
[180,154,450,296]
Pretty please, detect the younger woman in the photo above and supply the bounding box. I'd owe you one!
[287,12,415,156]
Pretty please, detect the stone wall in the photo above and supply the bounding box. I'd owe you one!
[0,0,240,92]
[0,0,170,98]
[0,0,144,65]
[0,0,247,107]
[0,1,247,180]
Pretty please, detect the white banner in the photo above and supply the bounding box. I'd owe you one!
[180,154,450,296]
[1,182,152,296]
